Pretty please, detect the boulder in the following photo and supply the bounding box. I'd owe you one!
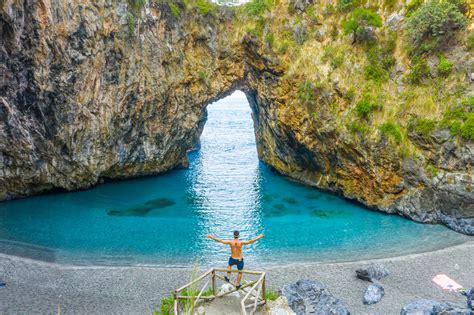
[400,299,441,315]
[433,302,472,314]
[363,284,384,305]
[356,263,390,282]
[400,299,472,314]
[282,279,350,315]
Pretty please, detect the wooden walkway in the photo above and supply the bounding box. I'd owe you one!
[173,268,266,315]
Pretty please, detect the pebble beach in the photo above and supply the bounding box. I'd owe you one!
[1,241,473,314]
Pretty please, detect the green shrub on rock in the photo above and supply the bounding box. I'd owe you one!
[322,46,344,69]
[364,45,396,83]
[354,96,381,119]
[425,162,439,177]
[380,122,402,144]
[349,121,369,134]
[440,96,474,140]
[195,0,217,15]
[198,70,206,82]
[337,0,359,12]
[266,290,281,301]
[447,0,469,13]
[127,0,146,13]
[408,117,437,136]
[406,57,431,84]
[169,3,182,18]
[467,33,474,51]
[265,32,275,48]
[406,0,467,55]
[126,12,136,34]
[342,8,382,44]
[242,0,273,16]
[461,113,474,141]
[436,54,453,77]
[297,81,315,103]
[405,0,423,17]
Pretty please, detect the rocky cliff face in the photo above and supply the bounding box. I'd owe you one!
[1,0,473,234]
[0,0,245,197]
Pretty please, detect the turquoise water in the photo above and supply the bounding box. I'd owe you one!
[0,92,470,266]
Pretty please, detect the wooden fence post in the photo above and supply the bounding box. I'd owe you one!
[212,269,216,297]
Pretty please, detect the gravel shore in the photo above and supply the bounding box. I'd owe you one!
[1,241,473,314]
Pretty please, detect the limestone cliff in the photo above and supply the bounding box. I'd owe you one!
[1,0,473,234]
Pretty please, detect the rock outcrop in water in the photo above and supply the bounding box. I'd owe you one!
[0,0,473,233]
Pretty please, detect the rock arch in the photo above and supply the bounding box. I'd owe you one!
[0,0,472,234]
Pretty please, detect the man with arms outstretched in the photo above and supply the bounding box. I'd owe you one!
[207,231,264,289]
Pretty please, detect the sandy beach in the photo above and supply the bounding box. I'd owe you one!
[0,241,473,314]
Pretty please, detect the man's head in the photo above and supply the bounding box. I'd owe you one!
[233,230,239,239]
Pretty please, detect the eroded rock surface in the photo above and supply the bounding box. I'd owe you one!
[282,279,350,315]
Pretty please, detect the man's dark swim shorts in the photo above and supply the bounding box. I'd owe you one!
[228,257,244,270]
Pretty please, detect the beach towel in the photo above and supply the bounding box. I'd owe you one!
[432,274,463,291]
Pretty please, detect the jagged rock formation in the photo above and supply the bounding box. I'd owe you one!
[282,279,350,314]
[0,0,473,234]
[400,298,473,315]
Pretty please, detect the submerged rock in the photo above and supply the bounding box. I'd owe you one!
[144,198,176,208]
[363,284,384,305]
[310,209,344,218]
[282,279,350,315]
[262,194,276,202]
[108,198,175,216]
[283,197,298,205]
[305,193,321,200]
[107,205,153,217]
[356,263,390,282]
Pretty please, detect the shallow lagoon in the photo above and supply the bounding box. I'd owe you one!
[0,92,470,266]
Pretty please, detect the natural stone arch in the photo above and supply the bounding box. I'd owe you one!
[1,0,472,234]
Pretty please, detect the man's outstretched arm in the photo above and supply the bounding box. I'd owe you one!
[207,234,230,244]
[242,234,264,245]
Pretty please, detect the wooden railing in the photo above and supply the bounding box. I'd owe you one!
[173,268,266,315]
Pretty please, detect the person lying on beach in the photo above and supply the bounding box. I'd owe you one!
[207,231,264,289]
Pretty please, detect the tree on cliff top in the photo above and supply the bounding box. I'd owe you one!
[342,8,382,44]
[406,0,467,55]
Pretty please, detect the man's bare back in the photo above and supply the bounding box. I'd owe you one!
[207,230,264,287]
[207,232,264,259]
